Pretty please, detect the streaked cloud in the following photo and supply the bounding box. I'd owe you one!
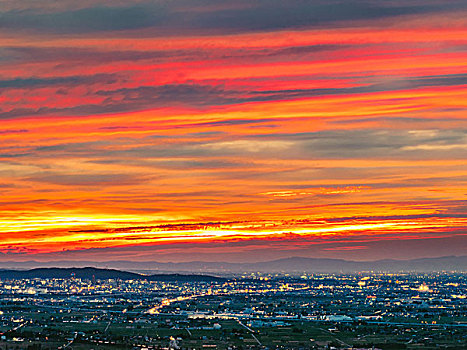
[2,1,466,35]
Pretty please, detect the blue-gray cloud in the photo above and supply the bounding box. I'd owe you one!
[25,173,145,186]
[0,5,165,33]
[2,1,466,35]
[0,74,118,89]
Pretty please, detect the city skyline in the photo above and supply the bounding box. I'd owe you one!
[0,0,466,263]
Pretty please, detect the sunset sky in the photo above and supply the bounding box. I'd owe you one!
[0,0,466,263]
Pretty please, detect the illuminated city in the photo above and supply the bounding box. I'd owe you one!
[0,268,465,349]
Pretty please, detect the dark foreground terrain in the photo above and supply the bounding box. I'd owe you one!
[0,269,465,349]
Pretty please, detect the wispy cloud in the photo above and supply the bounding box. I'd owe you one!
[0,0,465,261]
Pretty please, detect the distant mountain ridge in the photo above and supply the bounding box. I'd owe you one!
[0,255,464,273]
[0,267,226,282]
[245,255,467,273]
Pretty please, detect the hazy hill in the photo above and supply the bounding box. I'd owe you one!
[0,267,226,282]
[0,255,464,274]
